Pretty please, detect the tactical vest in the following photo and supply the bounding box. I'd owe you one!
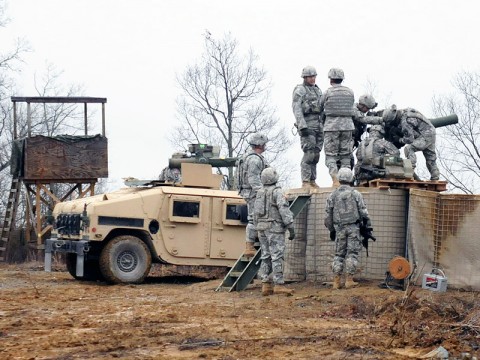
[331,188,360,225]
[254,186,281,230]
[324,86,354,117]
[301,85,322,115]
[236,152,265,191]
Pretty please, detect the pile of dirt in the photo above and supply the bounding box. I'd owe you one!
[0,263,479,359]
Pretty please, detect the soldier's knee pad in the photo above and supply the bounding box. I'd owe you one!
[303,149,316,164]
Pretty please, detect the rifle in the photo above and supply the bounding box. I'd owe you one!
[359,219,376,257]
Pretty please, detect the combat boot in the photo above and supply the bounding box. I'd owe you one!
[261,283,274,296]
[273,284,295,296]
[302,181,311,189]
[310,181,320,189]
[332,275,342,290]
[332,177,340,187]
[345,275,359,288]
[244,242,256,257]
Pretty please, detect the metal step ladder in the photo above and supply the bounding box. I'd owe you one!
[0,178,22,261]
[216,193,311,292]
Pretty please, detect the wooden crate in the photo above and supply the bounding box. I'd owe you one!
[21,135,108,181]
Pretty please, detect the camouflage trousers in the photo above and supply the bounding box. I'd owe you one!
[258,229,286,285]
[404,134,439,180]
[243,195,257,244]
[332,223,362,276]
[300,118,323,182]
[324,130,353,178]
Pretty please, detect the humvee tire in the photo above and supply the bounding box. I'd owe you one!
[66,253,104,281]
[99,235,152,284]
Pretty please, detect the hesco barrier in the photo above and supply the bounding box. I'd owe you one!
[408,189,480,290]
[285,187,480,290]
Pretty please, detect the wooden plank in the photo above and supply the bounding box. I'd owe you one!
[368,178,447,192]
[23,135,108,180]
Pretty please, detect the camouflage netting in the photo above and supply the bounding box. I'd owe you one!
[285,187,480,290]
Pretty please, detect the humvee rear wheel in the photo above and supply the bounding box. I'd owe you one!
[66,254,104,281]
[99,235,152,284]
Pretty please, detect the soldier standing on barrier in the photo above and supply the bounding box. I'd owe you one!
[324,168,371,289]
[254,167,295,296]
[292,66,323,189]
[319,68,355,186]
[383,105,440,180]
[236,133,269,257]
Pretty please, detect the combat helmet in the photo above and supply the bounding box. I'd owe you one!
[301,66,317,77]
[337,168,354,184]
[359,94,378,110]
[383,105,398,124]
[328,68,345,80]
[368,125,385,136]
[261,167,279,185]
[248,133,268,146]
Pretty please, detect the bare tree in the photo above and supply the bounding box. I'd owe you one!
[171,32,292,189]
[432,70,480,194]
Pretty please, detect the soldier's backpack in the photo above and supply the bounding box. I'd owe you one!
[235,152,265,192]
[331,188,360,225]
[254,186,280,230]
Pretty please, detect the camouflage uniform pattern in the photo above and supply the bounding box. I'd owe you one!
[255,185,294,285]
[238,149,268,244]
[158,167,182,183]
[399,108,439,180]
[352,106,384,149]
[354,131,400,178]
[320,84,355,177]
[292,83,323,182]
[324,185,370,276]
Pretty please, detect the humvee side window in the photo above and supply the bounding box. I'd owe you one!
[222,200,247,226]
[169,195,202,224]
[173,201,200,218]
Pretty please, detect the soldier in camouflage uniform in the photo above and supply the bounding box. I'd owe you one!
[324,168,371,289]
[352,94,384,150]
[254,167,295,296]
[383,106,439,180]
[237,133,269,257]
[319,68,355,187]
[354,125,400,181]
[292,66,323,189]
[158,167,182,183]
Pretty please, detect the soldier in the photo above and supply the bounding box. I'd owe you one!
[292,66,323,189]
[319,68,355,186]
[236,133,269,257]
[383,106,439,180]
[324,168,371,289]
[158,167,182,183]
[354,125,400,181]
[352,94,384,150]
[254,167,295,296]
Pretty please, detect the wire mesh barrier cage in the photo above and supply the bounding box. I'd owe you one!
[285,187,480,290]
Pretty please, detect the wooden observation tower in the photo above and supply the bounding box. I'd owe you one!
[0,97,108,261]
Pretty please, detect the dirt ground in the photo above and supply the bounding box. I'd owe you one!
[1,263,480,360]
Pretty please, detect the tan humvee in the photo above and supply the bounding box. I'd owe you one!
[45,162,247,284]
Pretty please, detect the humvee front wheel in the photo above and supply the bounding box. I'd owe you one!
[66,254,104,281]
[99,235,152,284]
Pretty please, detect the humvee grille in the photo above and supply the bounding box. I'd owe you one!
[56,213,81,235]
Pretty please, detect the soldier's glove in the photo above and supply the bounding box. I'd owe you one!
[288,227,295,240]
[330,230,336,241]
[298,128,310,137]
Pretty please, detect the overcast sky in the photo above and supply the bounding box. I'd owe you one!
[2,0,479,189]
